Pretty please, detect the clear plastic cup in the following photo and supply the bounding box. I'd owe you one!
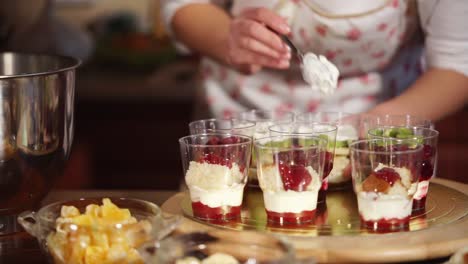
[254,135,327,225]
[296,112,360,190]
[350,139,423,231]
[189,118,256,137]
[236,109,294,187]
[268,122,337,203]
[367,126,439,212]
[179,133,252,221]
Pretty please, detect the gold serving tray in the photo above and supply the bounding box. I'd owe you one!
[180,183,468,236]
[162,179,468,263]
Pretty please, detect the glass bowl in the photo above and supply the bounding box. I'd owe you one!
[17,197,180,264]
[140,230,315,264]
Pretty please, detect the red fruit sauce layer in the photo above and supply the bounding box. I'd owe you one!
[266,209,316,224]
[192,201,241,220]
[360,215,410,231]
[412,196,427,212]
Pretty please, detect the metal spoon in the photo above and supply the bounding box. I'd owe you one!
[278,34,304,62]
[267,26,304,62]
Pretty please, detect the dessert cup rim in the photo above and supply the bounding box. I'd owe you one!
[269,121,338,135]
[350,139,424,154]
[254,135,328,151]
[178,133,252,147]
[188,118,256,130]
[368,125,439,139]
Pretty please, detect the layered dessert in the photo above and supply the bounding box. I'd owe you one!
[328,124,357,190]
[258,150,322,224]
[186,153,245,220]
[370,127,436,211]
[356,163,417,230]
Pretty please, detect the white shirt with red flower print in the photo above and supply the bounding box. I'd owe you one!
[161,0,468,118]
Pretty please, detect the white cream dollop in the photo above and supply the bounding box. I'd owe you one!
[301,53,339,95]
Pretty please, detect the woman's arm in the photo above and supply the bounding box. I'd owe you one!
[370,68,468,121]
[170,4,230,64]
[371,0,468,121]
[167,3,291,73]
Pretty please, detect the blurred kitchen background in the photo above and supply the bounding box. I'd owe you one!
[0,0,466,191]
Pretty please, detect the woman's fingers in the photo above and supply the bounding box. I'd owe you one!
[236,19,289,55]
[237,35,287,60]
[227,44,290,69]
[241,7,290,35]
[225,7,291,71]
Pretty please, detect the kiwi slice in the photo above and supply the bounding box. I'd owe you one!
[335,140,349,148]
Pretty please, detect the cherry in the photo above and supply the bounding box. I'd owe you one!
[201,135,247,169]
[202,153,232,168]
[374,167,401,186]
[420,160,433,181]
[277,149,311,166]
[279,163,312,191]
[207,136,221,145]
[423,145,433,159]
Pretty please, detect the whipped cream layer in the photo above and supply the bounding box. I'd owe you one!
[185,162,245,208]
[301,53,339,95]
[259,164,321,213]
[358,192,413,221]
[357,164,418,221]
[263,190,320,213]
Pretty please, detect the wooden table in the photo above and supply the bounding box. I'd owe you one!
[2,179,467,264]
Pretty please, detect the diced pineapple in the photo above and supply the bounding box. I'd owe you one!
[127,248,145,264]
[47,198,149,264]
[84,246,107,264]
[101,199,132,223]
[91,231,110,249]
[72,214,94,226]
[106,244,128,262]
[61,205,80,218]
[85,204,101,218]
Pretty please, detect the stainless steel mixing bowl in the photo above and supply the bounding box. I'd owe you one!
[0,52,80,235]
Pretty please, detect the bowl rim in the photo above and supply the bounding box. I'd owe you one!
[34,196,162,226]
[0,52,81,80]
[144,230,296,263]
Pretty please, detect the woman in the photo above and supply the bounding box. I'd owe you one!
[160,0,468,121]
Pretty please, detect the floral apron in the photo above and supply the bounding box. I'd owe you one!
[197,0,423,118]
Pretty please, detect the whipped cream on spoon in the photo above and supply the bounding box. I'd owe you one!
[277,33,340,95]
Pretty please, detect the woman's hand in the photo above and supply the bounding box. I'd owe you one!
[224,7,291,74]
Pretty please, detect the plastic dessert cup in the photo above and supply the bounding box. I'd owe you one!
[368,126,439,213]
[236,109,294,188]
[255,135,327,225]
[296,112,360,190]
[350,139,423,232]
[361,114,433,139]
[188,118,255,137]
[269,122,337,203]
[179,133,252,221]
